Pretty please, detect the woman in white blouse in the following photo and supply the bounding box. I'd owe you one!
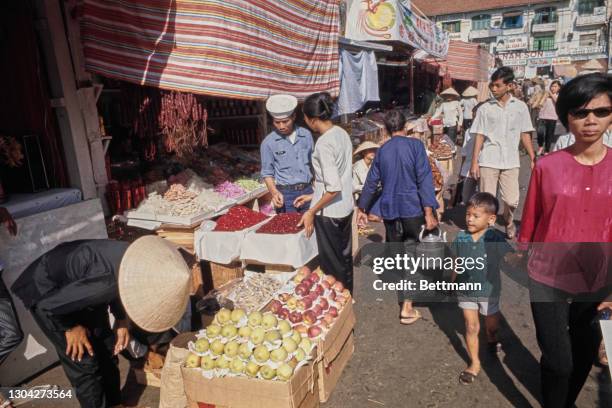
[294,92,355,292]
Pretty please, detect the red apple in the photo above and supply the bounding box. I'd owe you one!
[289,311,303,323]
[295,324,307,334]
[297,298,313,310]
[303,279,314,289]
[324,275,336,285]
[297,266,311,277]
[279,293,291,302]
[321,280,331,290]
[319,298,329,310]
[308,273,320,284]
[307,325,322,338]
[336,295,348,306]
[314,284,325,296]
[329,290,337,301]
[333,281,344,292]
[324,312,335,325]
[328,306,339,317]
[305,292,318,302]
[295,284,309,296]
[312,304,323,316]
[279,308,290,320]
[269,299,282,314]
[303,310,317,325]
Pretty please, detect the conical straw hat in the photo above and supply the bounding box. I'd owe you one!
[440,87,460,97]
[119,236,191,332]
[353,141,379,156]
[462,86,478,97]
[581,59,604,71]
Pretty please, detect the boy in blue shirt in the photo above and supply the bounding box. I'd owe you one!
[451,192,512,385]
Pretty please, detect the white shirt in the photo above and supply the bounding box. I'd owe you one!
[311,126,354,218]
[433,100,463,127]
[352,159,370,197]
[460,129,476,177]
[552,131,612,151]
[461,98,478,120]
[471,96,534,170]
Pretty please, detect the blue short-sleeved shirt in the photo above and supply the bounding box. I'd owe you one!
[260,126,313,186]
[451,229,512,298]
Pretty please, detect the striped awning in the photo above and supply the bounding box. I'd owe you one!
[420,41,493,82]
[80,0,340,100]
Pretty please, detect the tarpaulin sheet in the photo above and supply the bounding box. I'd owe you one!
[422,41,493,82]
[80,0,340,100]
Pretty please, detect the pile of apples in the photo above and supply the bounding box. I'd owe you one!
[185,308,314,382]
[268,267,350,338]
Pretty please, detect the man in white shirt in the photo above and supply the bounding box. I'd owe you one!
[433,88,463,144]
[470,67,536,239]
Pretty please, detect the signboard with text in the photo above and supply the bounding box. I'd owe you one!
[496,35,529,51]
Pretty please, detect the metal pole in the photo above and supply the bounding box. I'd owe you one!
[410,55,415,114]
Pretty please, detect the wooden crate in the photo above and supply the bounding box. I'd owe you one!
[209,261,244,289]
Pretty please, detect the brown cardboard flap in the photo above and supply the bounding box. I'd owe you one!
[317,299,356,366]
[318,333,355,403]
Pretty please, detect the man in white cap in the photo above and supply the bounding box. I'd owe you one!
[11,236,191,408]
[261,94,314,213]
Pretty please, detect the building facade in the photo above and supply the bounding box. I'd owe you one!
[414,0,610,78]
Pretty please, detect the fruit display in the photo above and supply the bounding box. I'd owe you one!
[185,308,314,381]
[428,156,444,191]
[429,138,454,160]
[234,178,265,193]
[256,213,304,234]
[226,273,285,312]
[268,267,350,338]
[213,206,269,232]
[214,181,247,200]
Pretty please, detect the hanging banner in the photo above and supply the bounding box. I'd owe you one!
[345,0,449,58]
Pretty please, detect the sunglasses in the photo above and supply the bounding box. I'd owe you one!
[569,107,612,119]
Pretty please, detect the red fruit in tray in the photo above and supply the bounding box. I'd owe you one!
[336,295,348,306]
[307,325,322,338]
[323,313,335,326]
[269,299,282,314]
[279,308,290,320]
[289,311,303,324]
[319,298,329,310]
[329,290,337,301]
[295,284,309,297]
[314,284,325,296]
[297,298,313,311]
[312,304,323,316]
[303,310,317,325]
[295,324,307,334]
[279,293,292,302]
[324,275,337,285]
[308,273,320,284]
[297,266,311,278]
[321,280,331,290]
[303,278,314,288]
[332,281,344,292]
[328,306,339,318]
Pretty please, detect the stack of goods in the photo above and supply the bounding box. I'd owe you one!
[214,181,247,200]
[428,156,444,191]
[225,273,285,313]
[267,268,351,339]
[184,308,314,382]
[429,138,454,160]
[213,206,268,232]
[256,213,303,234]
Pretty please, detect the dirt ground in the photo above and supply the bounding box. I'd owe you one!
[15,154,612,408]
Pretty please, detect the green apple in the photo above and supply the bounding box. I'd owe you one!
[260,365,276,380]
[248,311,263,327]
[200,355,215,370]
[264,330,281,343]
[290,331,302,345]
[250,327,266,345]
[245,361,260,377]
[221,324,238,338]
[238,326,252,339]
[224,340,239,357]
[231,308,246,323]
[238,343,252,360]
[210,339,225,356]
[254,345,270,363]
[216,308,232,324]
[294,348,306,362]
[194,338,210,353]
[215,357,230,369]
[277,319,291,335]
[229,358,245,374]
[270,347,288,363]
[262,313,278,330]
[299,338,312,352]
[277,363,294,381]
[185,353,200,368]
[206,324,222,338]
[282,338,298,353]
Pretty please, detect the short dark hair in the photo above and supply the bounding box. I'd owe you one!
[467,192,499,215]
[303,92,334,121]
[550,80,562,89]
[383,110,406,134]
[555,73,612,129]
[490,67,515,84]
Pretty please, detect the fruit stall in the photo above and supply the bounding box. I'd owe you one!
[168,267,355,408]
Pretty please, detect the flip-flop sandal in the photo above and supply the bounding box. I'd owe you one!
[488,341,502,354]
[399,309,421,325]
[459,370,478,385]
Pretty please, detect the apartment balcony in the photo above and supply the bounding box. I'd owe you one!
[469,28,502,40]
[532,22,558,33]
[576,13,607,27]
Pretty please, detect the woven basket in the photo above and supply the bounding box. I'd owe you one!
[209,261,244,289]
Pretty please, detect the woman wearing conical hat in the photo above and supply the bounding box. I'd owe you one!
[433,87,463,144]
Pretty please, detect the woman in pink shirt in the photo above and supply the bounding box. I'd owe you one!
[519,73,612,408]
[536,80,561,156]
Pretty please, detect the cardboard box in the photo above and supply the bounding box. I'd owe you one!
[317,333,354,402]
[316,299,356,366]
[181,360,319,408]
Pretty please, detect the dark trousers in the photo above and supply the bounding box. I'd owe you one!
[0,276,23,366]
[529,280,602,408]
[537,119,557,153]
[276,185,313,214]
[444,126,458,144]
[314,213,353,293]
[384,216,425,303]
[31,306,121,408]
